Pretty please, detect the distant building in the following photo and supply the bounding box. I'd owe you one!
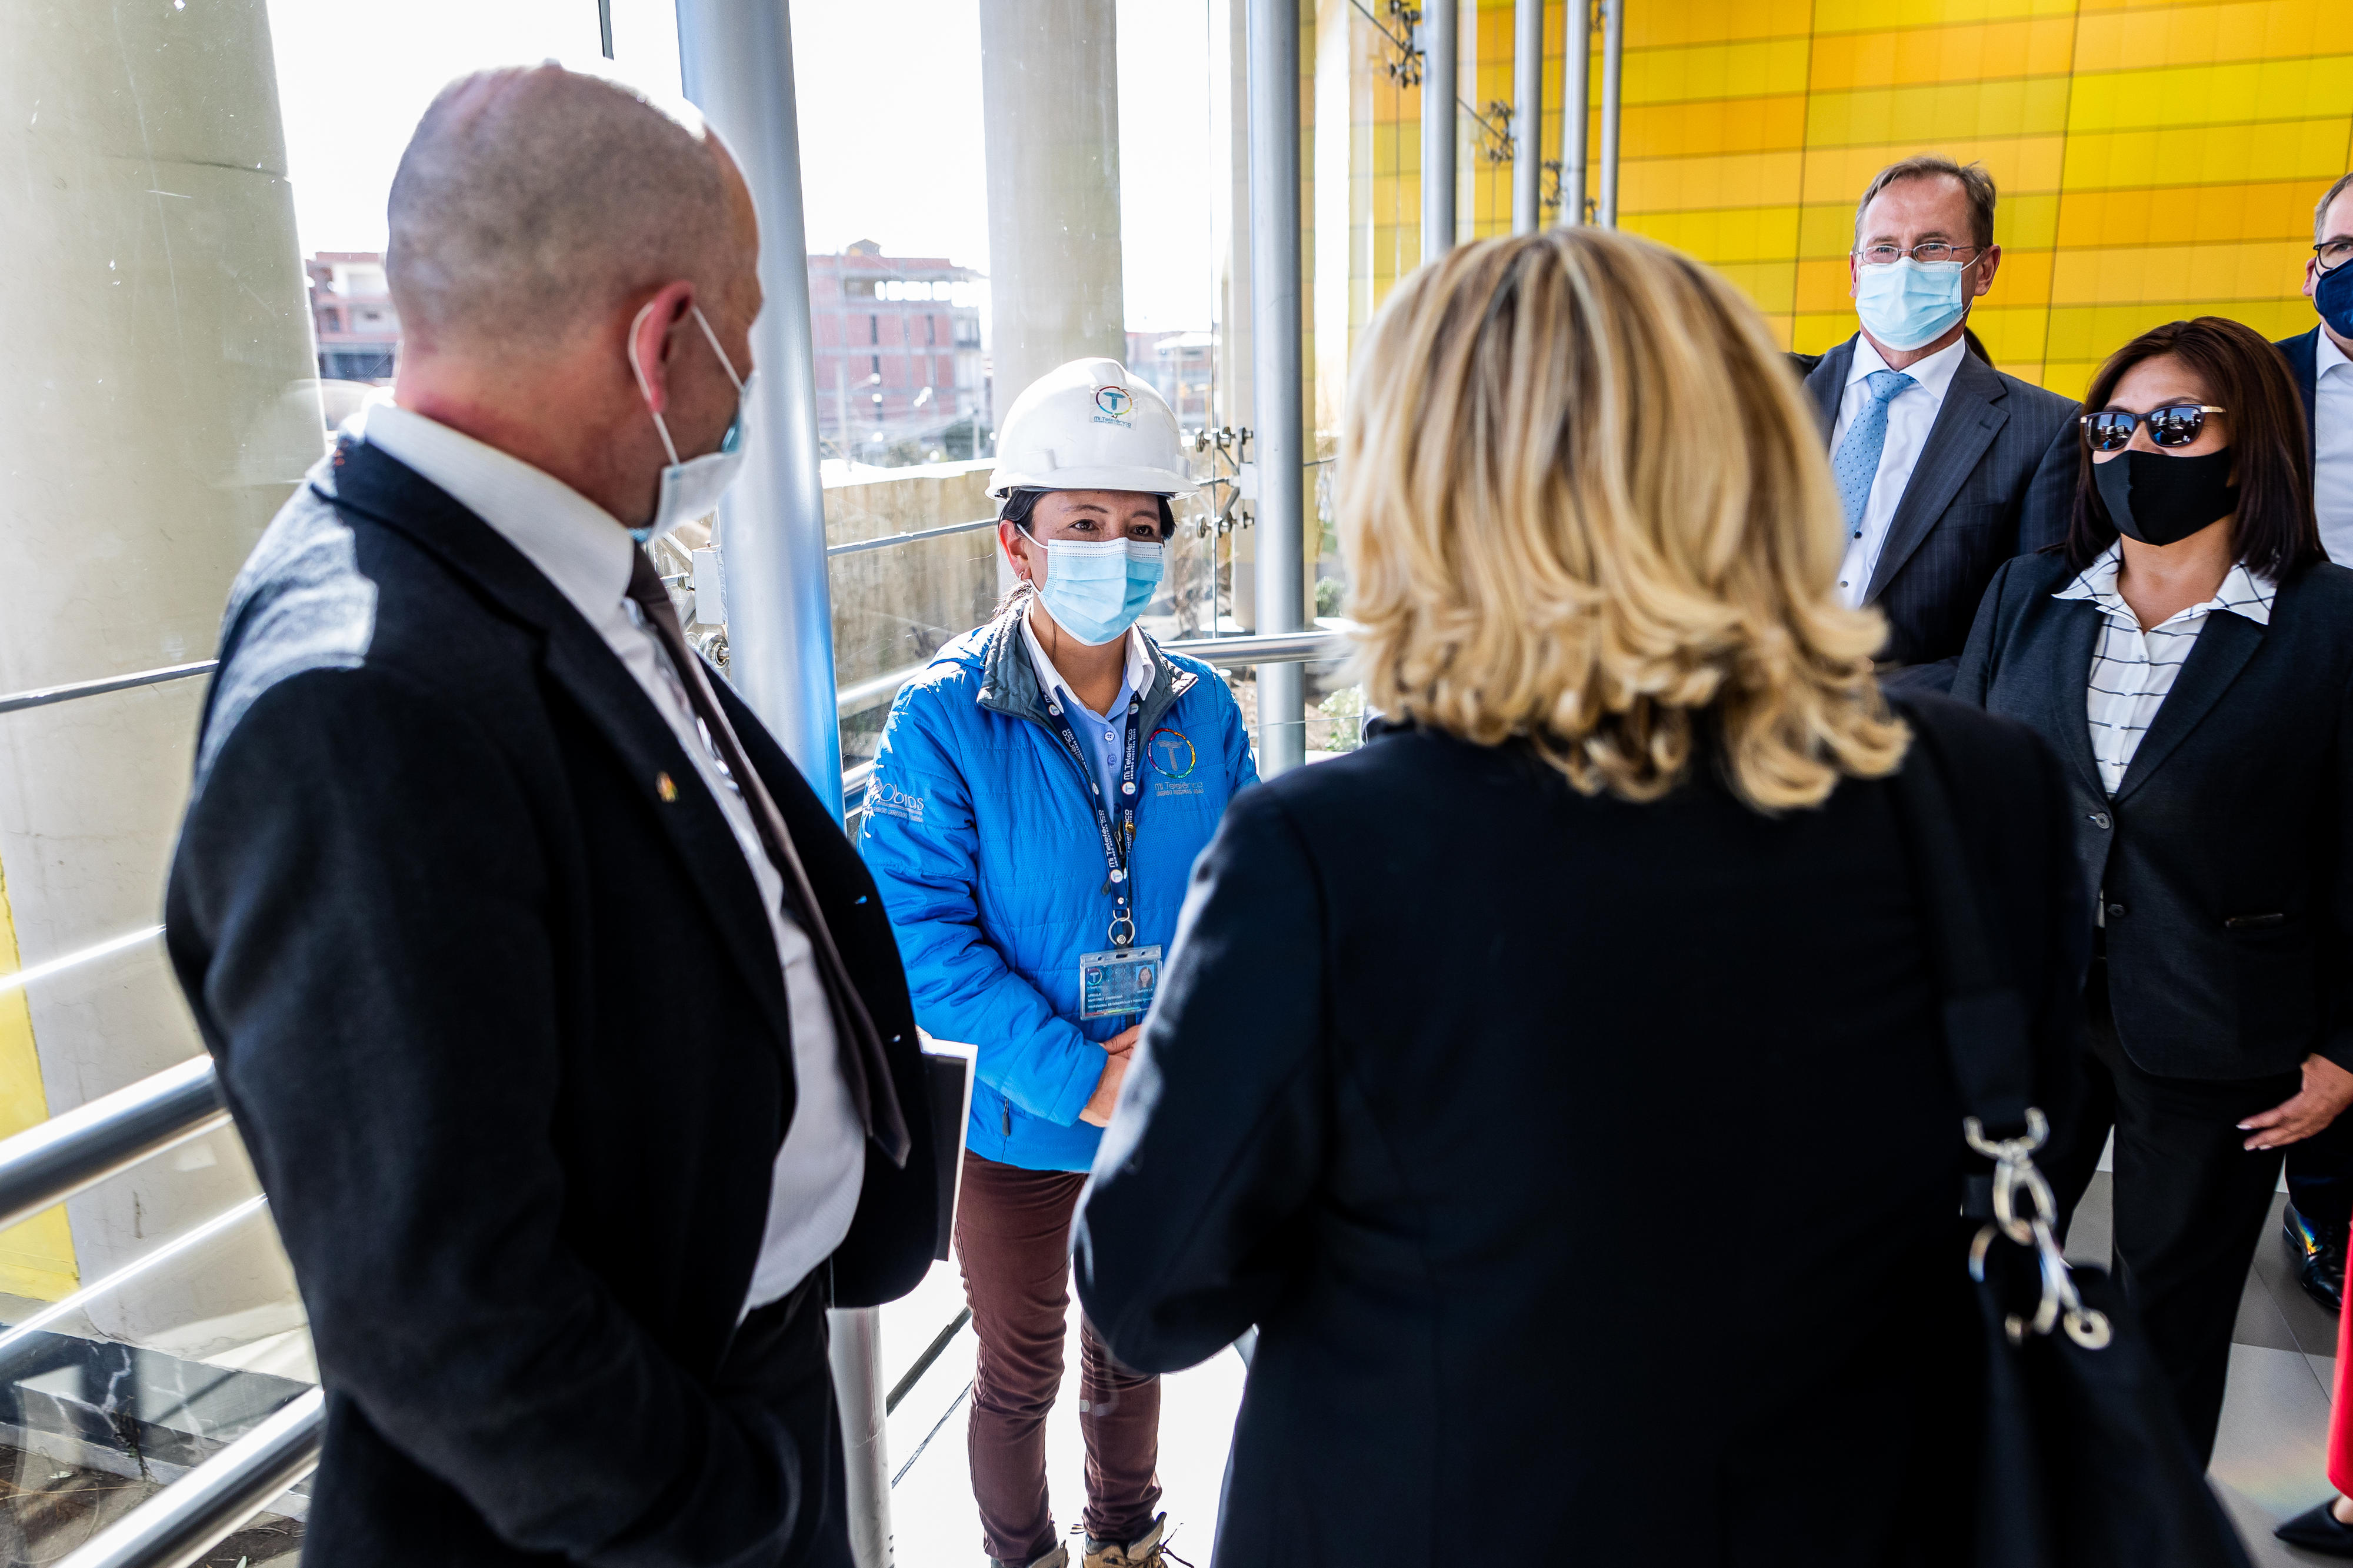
[1125,331,1212,426]
[811,240,986,461]
[307,252,400,383]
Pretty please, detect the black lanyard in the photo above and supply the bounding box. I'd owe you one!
[1044,689,1146,948]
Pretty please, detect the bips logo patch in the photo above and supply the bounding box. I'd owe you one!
[1148,728,1199,790]
[866,780,926,823]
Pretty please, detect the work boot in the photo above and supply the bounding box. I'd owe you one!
[1084,1514,1169,1568]
[989,1547,1067,1568]
[2285,1202,2347,1315]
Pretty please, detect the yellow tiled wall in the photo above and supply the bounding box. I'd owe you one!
[1324,0,2351,402]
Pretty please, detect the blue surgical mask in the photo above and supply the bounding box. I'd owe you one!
[1021,527,1164,646]
[2317,258,2353,341]
[627,302,754,545]
[1854,256,1971,352]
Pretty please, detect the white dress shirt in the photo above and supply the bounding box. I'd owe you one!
[1830,333,1969,608]
[2054,542,2276,796]
[2313,329,2353,565]
[358,402,865,1313]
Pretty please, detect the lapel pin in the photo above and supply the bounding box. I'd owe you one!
[656,771,678,803]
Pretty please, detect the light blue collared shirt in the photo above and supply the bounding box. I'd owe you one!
[1020,609,1153,809]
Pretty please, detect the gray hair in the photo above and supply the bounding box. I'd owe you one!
[1852,155,1997,252]
[2317,172,2353,242]
[386,66,733,353]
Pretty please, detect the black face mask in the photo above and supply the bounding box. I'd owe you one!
[2093,448,2239,547]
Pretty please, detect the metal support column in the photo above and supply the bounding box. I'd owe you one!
[1597,0,1623,228]
[1248,0,1307,776]
[1561,0,1588,224]
[1419,0,1458,261]
[1511,0,1543,233]
[674,7,891,1567]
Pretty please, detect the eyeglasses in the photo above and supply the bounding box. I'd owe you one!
[2079,405,2225,452]
[2316,239,2353,271]
[1854,242,1986,266]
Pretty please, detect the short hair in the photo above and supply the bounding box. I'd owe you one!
[1852,155,1997,252]
[2317,172,2353,242]
[1340,228,1907,812]
[2067,316,2322,582]
[386,66,732,353]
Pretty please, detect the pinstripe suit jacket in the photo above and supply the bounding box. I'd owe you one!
[1803,335,2081,688]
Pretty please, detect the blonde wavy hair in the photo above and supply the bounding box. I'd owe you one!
[1341,226,1907,810]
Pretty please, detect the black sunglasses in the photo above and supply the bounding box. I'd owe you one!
[2079,404,2225,452]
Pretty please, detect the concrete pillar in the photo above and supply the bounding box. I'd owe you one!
[0,0,316,1349]
[978,0,1126,416]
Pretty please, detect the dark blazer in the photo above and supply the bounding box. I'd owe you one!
[1074,694,2085,1566]
[1954,549,2353,1079]
[165,439,936,1566]
[1802,335,2081,685]
[2279,325,2322,457]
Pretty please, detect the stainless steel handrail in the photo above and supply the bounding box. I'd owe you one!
[0,661,217,717]
[0,1056,226,1235]
[1163,626,1352,665]
[52,1386,324,1568]
[826,517,998,558]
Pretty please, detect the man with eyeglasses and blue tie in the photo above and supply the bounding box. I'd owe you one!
[2274,171,2353,1322]
[1797,155,2080,690]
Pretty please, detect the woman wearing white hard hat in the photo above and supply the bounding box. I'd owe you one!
[861,359,1256,1568]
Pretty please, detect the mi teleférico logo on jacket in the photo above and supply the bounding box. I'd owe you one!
[867,780,925,823]
[1092,385,1135,428]
[1148,728,1203,796]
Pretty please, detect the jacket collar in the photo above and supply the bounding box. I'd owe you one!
[2109,568,2295,802]
[315,437,794,1045]
[975,602,1199,741]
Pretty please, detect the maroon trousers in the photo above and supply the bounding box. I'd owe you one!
[956,1154,1161,1563]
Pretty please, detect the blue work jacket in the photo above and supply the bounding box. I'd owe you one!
[861,609,1257,1170]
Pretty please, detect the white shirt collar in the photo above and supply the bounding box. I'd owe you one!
[1848,331,1968,402]
[2319,327,2352,382]
[2053,541,2277,627]
[1018,603,1153,716]
[356,402,637,625]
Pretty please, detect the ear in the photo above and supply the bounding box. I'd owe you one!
[1972,245,2001,297]
[2307,258,2323,301]
[628,282,698,416]
[998,518,1032,583]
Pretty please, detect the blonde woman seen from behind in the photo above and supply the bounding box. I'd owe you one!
[1072,228,2087,1567]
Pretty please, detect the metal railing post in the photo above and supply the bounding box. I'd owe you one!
[1511,0,1543,234]
[1597,0,1623,228]
[1561,0,1588,224]
[1249,0,1308,777]
[1419,0,1458,261]
[51,1389,324,1568]
[674,7,892,1564]
[675,0,847,812]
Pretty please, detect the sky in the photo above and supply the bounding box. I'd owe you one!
[264,0,1217,331]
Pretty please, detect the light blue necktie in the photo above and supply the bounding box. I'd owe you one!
[1832,369,1917,532]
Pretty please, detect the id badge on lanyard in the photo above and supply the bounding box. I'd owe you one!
[1046,689,1164,1021]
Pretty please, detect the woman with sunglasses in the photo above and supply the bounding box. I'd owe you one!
[1955,316,2353,1468]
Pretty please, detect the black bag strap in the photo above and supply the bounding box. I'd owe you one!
[1885,722,2038,1139]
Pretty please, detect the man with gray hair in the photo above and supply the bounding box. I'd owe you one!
[1796,154,2079,688]
[165,65,936,1566]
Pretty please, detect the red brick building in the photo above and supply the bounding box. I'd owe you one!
[306,252,401,383]
[811,240,986,461]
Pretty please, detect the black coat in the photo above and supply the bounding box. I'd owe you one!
[2280,324,2322,458]
[1801,335,2081,685]
[1954,549,2353,1079]
[1074,693,2086,1566]
[165,439,936,1566]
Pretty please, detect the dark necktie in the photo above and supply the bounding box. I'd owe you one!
[625,550,911,1167]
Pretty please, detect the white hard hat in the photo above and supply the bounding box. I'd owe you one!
[988,357,1198,498]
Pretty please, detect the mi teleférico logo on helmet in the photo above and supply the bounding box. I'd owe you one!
[1093,385,1134,422]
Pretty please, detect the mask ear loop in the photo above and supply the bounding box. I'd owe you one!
[689,306,749,394]
[628,298,685,467]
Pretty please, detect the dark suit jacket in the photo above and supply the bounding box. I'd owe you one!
[1802,335,2081,686]
[1074,695,2085,1566]
[165,439,936,1566]
[1954,549,2353,1079]
[2280,325,2322,458]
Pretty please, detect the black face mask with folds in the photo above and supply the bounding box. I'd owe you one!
[2093,448,2239,547]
